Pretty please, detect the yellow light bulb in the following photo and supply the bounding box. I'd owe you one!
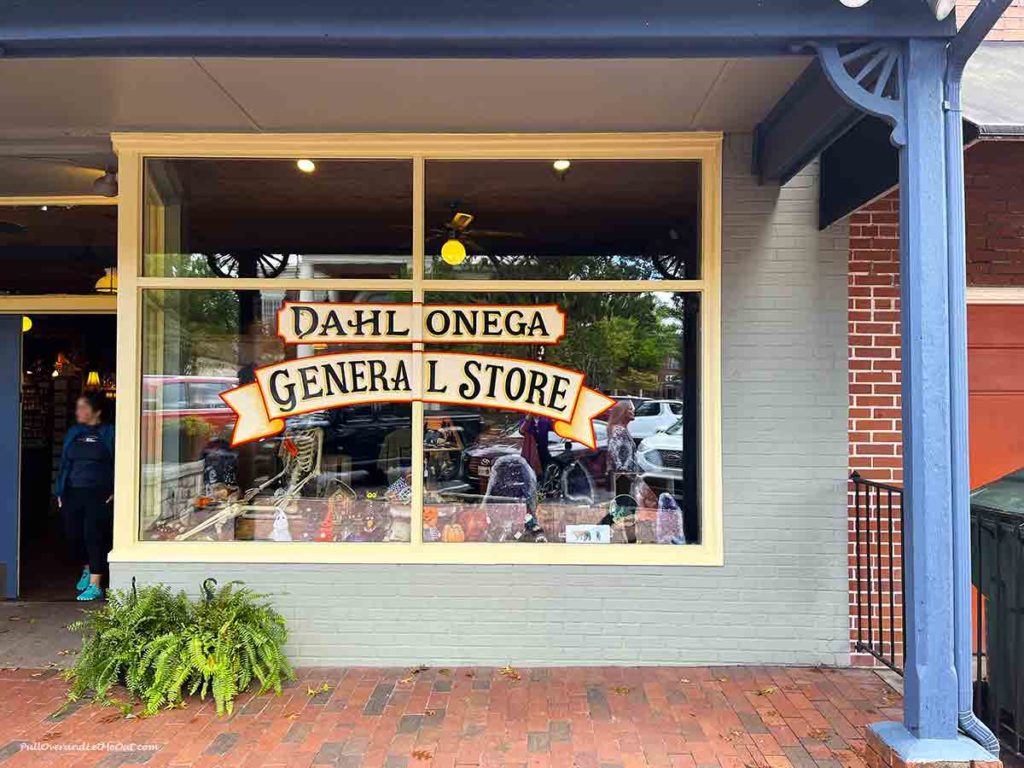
[552,159,571,172]
[21,316,32,333]
[440,238,467,266]
[296,159,316,173]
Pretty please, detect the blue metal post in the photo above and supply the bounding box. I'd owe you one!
[0,316,22,599]
[899,37,959,742]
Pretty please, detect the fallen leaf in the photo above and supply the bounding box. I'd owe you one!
[398,677,414,685]
[286,712,301,720]
[716,677,729,683]
[611,686,632,696]
[411,665,429,675]
[499,665,521,682]
[809,728,831,741]
[424,709,437,717]
[679,678,691,684]
[306,682,331,696]
[412,749,433,760]
[465,672,474,678]
[755,686,778,696]
[438,668,452,677]
[56,649,75,657]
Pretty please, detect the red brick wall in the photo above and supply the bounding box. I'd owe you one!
[966,143,1024,285]
[957,0,1024,39]
[848,191,904,666]
[847,143,1024,662]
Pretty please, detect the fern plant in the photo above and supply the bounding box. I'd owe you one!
[65,580,292,717]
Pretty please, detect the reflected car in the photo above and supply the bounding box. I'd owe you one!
[630,399,683,440]
[636,418,684,481]
[463,421,608,494]
[141,375,238,434]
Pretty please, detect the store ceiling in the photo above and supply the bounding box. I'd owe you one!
[0,56,809,196]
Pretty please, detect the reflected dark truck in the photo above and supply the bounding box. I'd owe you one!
[324,403,483,486]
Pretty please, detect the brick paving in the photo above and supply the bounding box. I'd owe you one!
[0,665,902,768]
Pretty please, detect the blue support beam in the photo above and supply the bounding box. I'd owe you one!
[899,36,958,742]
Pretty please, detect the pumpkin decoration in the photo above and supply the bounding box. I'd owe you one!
[441,523,466,543]
[458,508,490,541]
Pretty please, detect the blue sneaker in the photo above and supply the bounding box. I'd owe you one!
[75,568,91,592]
[76,584,104,602]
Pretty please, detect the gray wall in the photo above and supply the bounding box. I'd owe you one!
[113,134,850,666]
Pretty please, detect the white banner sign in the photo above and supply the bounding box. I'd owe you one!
[276,302,566,345]
[221,351,613,449]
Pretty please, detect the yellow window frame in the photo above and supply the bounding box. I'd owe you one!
[109,132,723,566]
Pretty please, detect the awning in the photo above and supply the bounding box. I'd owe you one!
[819,42,1024,227]
[963,42,1024,137]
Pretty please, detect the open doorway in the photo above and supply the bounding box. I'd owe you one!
[18,314,116,601]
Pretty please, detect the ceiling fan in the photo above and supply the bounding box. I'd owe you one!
[427,203,523,253]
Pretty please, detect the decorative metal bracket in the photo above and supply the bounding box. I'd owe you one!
[813,41,906,147]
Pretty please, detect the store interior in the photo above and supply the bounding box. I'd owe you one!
[18,314,116,601]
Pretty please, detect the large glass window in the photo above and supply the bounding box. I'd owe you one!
[143,159,412,279]
[129,137,717,558]
[139,289,413,543]
[0,205,116,294]
[425,160,701,281]
[421,291,700,546]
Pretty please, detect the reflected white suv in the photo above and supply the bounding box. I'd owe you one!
[630,399,683,440]
[636,418,684,481]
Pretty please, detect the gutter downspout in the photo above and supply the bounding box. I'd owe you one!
[944,0,1010,756]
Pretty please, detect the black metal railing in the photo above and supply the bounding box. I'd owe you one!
[972,504,1024,758]
[850,471,905,674]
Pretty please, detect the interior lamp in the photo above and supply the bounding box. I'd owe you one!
[440,238,467,266]
[95,267,118,294]
[86,371,101,388]
[21,316,32,333]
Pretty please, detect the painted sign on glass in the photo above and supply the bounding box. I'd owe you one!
[221,302,614,448]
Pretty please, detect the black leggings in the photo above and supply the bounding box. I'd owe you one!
[62,487,113,578]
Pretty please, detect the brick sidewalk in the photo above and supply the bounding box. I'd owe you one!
[0,665,900,768]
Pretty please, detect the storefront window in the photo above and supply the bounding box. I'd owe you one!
[125,135,720,560]
[421,291,700,545]
[142,159,413,279]
[139,289,413,543]
[425,160,701,281]
[0,205,116,294]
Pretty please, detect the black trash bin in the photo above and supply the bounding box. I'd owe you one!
[971,467,1024,757]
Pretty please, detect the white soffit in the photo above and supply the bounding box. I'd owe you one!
[0,56,811,135]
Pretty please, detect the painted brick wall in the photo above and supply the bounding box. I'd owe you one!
[957,0,1024,39]
[847,143,1024,663]
[113,134,851,667]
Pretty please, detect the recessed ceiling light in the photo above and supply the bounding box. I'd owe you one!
[296,159,316,173]
[552,159,571,172]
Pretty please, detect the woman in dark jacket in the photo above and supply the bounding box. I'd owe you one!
[55,391,114,601]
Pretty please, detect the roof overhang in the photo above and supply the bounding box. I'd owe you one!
[817,41,1024,227]
[0,0,954,59]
